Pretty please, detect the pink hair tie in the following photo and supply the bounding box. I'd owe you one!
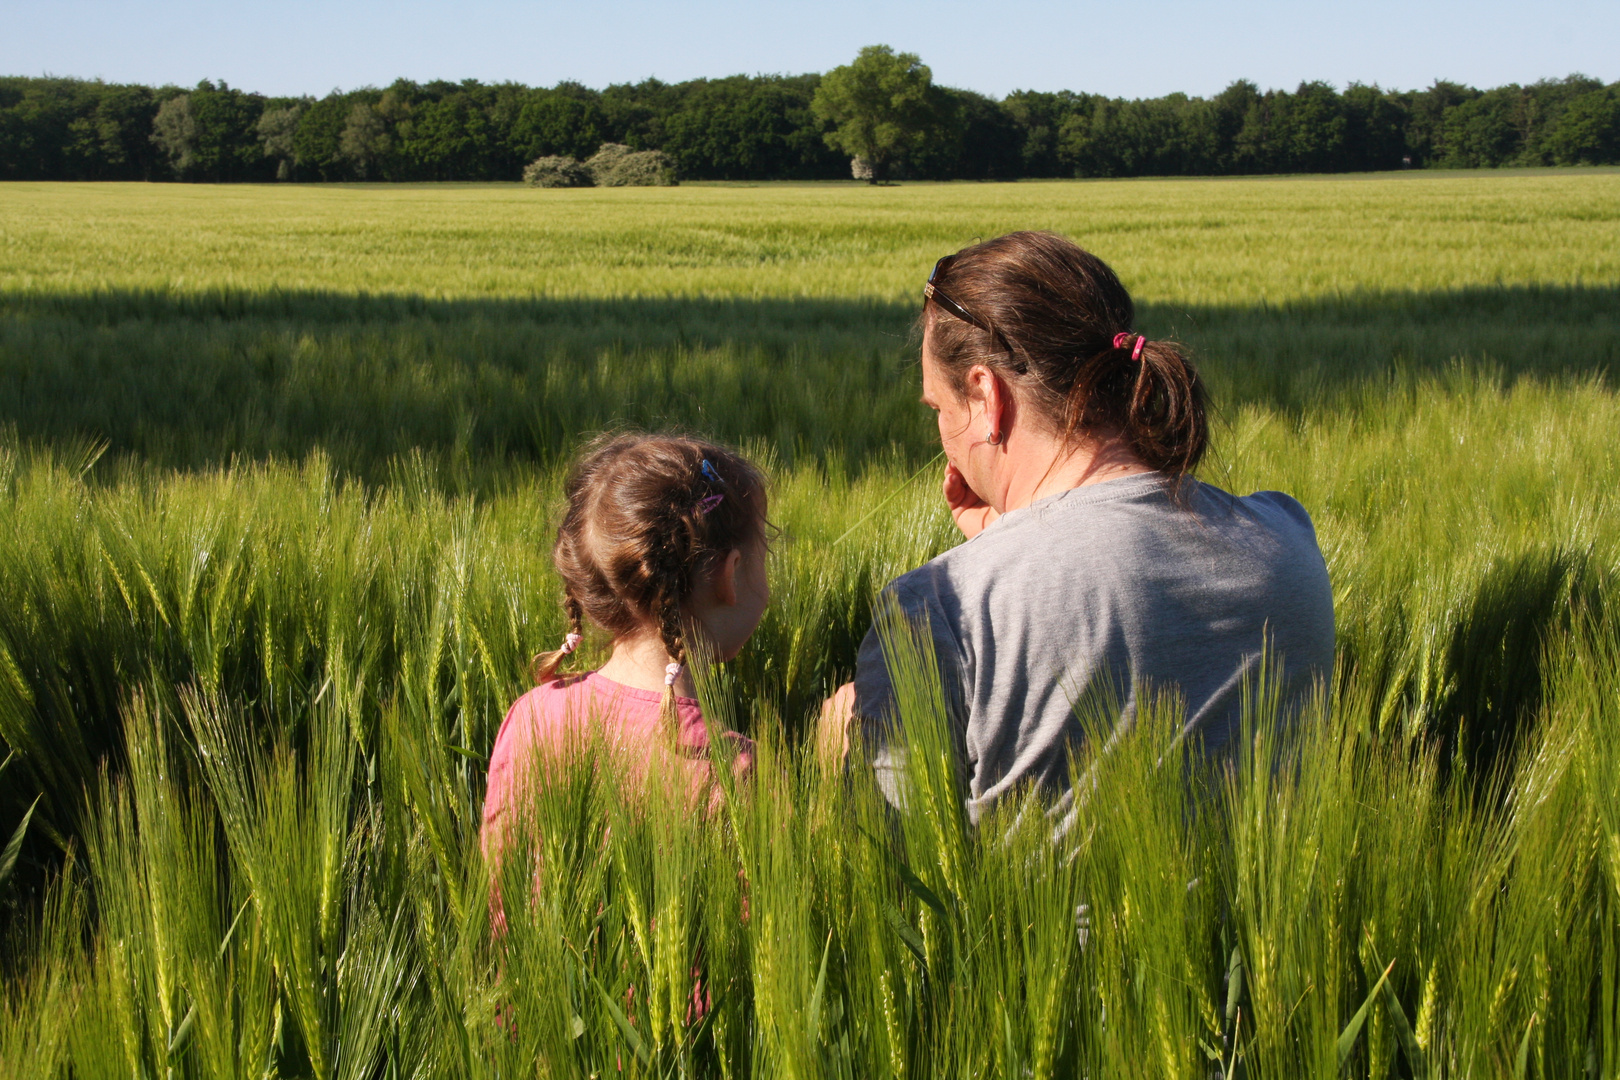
[560,632,582,655]
[664,662,682,686]
[1112,331,1147,361]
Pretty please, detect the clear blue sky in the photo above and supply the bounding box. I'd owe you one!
[8,0,1617,99]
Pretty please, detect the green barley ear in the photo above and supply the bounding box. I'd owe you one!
[871,591,972,904]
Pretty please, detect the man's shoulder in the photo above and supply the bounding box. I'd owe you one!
[1228,487,1315,526]
[884,541,983,606]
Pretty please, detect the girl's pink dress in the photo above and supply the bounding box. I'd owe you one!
[481,671,753,855]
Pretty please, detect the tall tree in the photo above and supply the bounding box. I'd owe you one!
[1280,81,1348,172]
[1546,85,1620,164]
[811,45,936,182]
[659,75,843,180]
[183,81,269,181]
[508,85,605,162]
[338,100,390,179]
[1441,87,1522,167]
[1341,84,1408,171]
[257,100,305,180]
[3,70,1610,183]
[403,84,501,179]
[1002,90,1087,177]
[1211,80,1262,172]
[150,93,198,178]
[1403,80,1479,166]
[907,87,1021,180]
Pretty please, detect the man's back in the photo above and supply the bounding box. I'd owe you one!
[853,472,1335,821]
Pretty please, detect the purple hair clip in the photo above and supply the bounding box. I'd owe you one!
[696,458,726,513]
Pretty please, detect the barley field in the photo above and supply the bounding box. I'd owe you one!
[2,173,1619,1078]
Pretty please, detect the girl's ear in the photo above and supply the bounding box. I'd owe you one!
[712,548,742,606]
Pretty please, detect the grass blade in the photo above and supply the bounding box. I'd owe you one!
[829,450,945,547]
[167,1002,196,1057]
[808,928,833,1044]
[592,971,651,1068]
[443,743,488,765]
[0,793,41,890]
[1226,945,1245,1028]
[1338,958,1397,1069]
[860,825,950,922]
[883,902,929,977]
[1377,957,1426,1076]
[217,895,253,962]
[1515,1013,1537,1080]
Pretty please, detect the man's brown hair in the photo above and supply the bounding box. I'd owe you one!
[923,230,1209,478]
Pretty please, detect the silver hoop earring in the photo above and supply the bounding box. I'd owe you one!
[986,429,1001,446]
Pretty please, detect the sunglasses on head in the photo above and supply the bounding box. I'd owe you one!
[924,255,999,341]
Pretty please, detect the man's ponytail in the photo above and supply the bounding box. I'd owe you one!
[1124,337,1208,478]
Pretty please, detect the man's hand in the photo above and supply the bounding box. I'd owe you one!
[944,462,999,540]
[818,682,856,766]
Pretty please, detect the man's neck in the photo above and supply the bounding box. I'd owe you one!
[999,432,1153,515]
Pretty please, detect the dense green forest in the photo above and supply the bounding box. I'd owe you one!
[2,68,1617,183]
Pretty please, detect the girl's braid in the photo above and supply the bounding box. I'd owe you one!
[656,589,687,671]
[531,589,589,684]
[563,593,584,639]
[653,504,697,734]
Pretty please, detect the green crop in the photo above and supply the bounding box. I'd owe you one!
[2,174,1617,302]
[3,174,1616,483]
[1,173,1619,1077]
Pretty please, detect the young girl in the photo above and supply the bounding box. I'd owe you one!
[481,433,769,852]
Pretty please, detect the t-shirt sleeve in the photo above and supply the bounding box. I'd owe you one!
[850,570,968,803]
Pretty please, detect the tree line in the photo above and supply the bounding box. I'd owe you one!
[2,50,1617,184]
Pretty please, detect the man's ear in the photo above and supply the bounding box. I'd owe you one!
[713,548,742,606]
[965,364,1008,433]
[964,363,994,404]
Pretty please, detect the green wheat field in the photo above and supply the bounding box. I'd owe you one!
[2,172,1619,1078]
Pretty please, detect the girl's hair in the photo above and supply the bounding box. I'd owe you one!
[922,231,1208,478]
[532,432,768,728]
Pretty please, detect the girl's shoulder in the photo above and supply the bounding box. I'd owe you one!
[509,670,680,738]
[494,673,596,751]
[518,671,594,709]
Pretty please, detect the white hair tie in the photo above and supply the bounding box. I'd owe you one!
[560,632,582,655]
[664,662,683,687]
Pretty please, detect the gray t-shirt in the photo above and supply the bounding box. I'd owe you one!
[853,472,1335,821]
